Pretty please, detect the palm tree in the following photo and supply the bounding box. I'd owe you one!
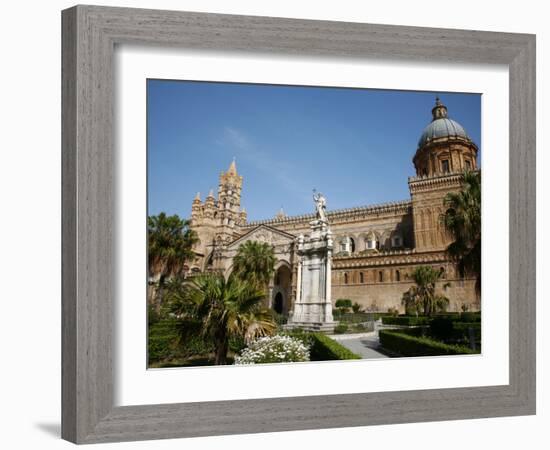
[168,274,277,365]
[402,266,449,316]
[442,171,481,294]
[231,240,276,290]
[148,213,198,309]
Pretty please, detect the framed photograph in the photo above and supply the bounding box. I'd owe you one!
[62,5,535,444]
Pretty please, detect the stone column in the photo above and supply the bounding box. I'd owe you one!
[296,258,302,303]
[286,221,335,332]
[325,238,333,322]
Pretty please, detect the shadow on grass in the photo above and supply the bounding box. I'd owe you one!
[149,355,235,368]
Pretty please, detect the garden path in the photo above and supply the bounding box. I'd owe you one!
[330,331,389,359]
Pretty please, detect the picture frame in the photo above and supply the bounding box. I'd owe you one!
[61,4,536,444]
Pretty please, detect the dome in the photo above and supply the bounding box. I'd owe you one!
[417,97,471,148]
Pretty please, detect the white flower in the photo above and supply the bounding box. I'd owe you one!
[235,335,310,365]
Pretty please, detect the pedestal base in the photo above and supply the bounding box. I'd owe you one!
[283,321,337,333]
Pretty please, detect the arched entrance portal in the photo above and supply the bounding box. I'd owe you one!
[273,292,284,314]
[271,264,292,315]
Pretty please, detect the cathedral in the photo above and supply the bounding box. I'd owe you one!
[188,98,480,314]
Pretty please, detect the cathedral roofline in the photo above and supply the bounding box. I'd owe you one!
[227,223,297,248]
[245,199,412,227]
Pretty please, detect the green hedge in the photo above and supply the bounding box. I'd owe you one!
[430,317,481,343]
[333,323,349,334]
[335,312,387,323]
[310,333,361,360]
[382,316,430,326]
[395,326,427,337]
[379,330,478,357]
[432,312,481,322]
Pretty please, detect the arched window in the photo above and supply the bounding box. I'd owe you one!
[440,267,446,279]
[339,237,355,254]
[359,272,364,283]
[392,234,403,248]
[396,270,400,282]
[366,233,379,250]
[378,271,383,282]
[344,273,349,284]
[340,241,347,252]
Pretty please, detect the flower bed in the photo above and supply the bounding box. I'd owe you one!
[235,335,310,364]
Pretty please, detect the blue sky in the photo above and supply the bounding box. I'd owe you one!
[147,80,481,221]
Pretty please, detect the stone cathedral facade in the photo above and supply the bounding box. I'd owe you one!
[188,98,480,314]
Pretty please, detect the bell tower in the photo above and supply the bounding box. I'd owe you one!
[409,97,479,251]
[216,158,244,235]
[189,159,246,270]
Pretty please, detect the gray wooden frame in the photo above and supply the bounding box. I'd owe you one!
[62,4,536,444]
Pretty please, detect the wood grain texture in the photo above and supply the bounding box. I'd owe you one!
[61,5,536,444]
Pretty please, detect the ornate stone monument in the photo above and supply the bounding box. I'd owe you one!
[287,191,336,332]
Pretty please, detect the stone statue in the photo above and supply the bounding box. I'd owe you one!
[287,192,335,332]
[313,190,328,223]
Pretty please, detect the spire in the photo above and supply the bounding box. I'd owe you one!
[227,157,237,176]
[193,192,201,202]
[207,188,214,198]
[276,206,286,219]
[431,96,448,121]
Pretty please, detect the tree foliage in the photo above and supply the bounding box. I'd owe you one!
[442,171,481,294]
[231,240,276,289]
[166,273,277,365]
[401,266,449,317]
[147,213,198,310]
[148,213,198,279]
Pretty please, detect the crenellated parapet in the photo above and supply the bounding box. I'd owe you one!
[408,171,466,194]
[332,248,448,269]
[245,199,412,229]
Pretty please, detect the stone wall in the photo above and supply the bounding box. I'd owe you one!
[331,277,478,313]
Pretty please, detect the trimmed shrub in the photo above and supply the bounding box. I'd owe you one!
[309,333,361,360]
[379,330,478,357]
[335,299,353,308]
[453,322,481,332]
[335,299,353,314]
[430,318,481,345]
[333,323,349,334]
[396,326,427,337]
[429,316,455,340]
[460,312,481,322]
[235,335,310,364]
[382,316,430,326]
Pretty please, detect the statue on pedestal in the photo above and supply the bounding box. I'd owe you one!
[286,191,335,332]
[313,189,328,223]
